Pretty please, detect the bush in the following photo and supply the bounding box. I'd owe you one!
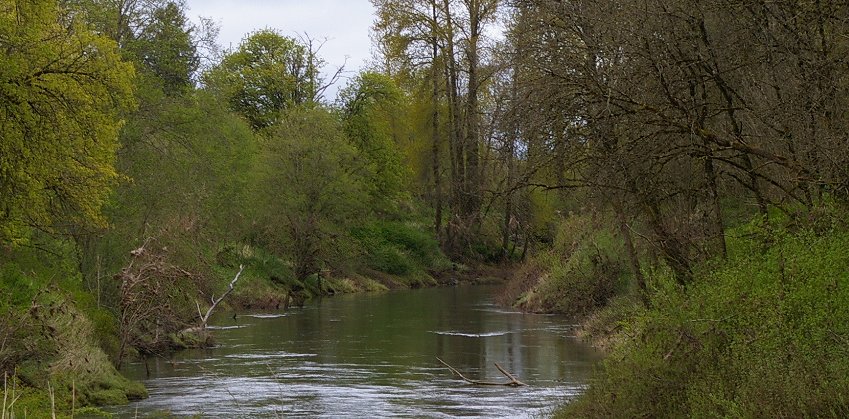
[352,221,451,275]
[505,214,630,318]
[561,220,849,417]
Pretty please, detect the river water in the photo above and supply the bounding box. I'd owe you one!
[116,285,600,418]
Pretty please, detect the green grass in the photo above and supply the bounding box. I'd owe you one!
[1,243,148,416]
[352,220,452,277]
[506,213,631,317]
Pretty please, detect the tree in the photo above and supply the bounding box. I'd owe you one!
[372,0,502,254]
[203,30,320,131]
[258,106,364,281]
[504,0,849,284]
[124,1,199,93]
[339,72,411,208]
[0,0,135,245]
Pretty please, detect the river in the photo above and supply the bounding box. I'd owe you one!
[115,285,600,418]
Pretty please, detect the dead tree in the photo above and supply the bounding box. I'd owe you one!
[196,264,244,329]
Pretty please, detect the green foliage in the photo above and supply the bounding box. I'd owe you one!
[339,72,412,208]
[204,29,319,130]
[577,294,643,352]
[0,0,135,245]
[112,88,256,239]
[352,220,451,276]
[508,214,629,317]
[562,217,849,417]
[124,1,199,93]
[257,106,365,280]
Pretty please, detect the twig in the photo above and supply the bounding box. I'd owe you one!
[3,372,7,419]
[48,381,56,419]
[495,363,527,386]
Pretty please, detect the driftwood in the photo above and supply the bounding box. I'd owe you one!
[436,357,527,387]
[196,264,244,329]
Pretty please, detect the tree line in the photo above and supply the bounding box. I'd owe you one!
[0,0,448,388]
[372,0,849,286]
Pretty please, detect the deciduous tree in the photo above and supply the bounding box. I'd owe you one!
[0,0,135,244]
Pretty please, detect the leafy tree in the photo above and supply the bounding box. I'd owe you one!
[0,0,135,245]
[65,0,217,94]
[258,106,364,281]
[124,1,199,93]
[339,72,411,208]
[204,30,320,131]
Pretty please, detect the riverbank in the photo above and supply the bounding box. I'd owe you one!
[0,230,514,417]
[502,210,849,417]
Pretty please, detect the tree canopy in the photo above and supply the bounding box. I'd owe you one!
[204,29,320,131]
[0,0,135,244]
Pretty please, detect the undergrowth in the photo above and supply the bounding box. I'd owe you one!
[560,212,849,417]
[501,213,631,318]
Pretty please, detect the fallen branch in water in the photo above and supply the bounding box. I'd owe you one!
[436,357,527,387]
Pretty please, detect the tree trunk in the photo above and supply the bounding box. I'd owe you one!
[441,0,465,254]
[430,2,444,242]
[464,0,482,233]
[614,202,645,296]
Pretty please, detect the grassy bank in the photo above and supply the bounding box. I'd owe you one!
[0,215,458,416]
[498,213,633,318]
[0,251,147,418]
[551,211,849,417]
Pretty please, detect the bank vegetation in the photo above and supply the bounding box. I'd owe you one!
[3,0,849,416]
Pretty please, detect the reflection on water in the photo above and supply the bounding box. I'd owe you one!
[116,285,601,418]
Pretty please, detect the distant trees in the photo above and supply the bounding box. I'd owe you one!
[371,0,504,255]
[124,1,200,93]
[339,72,410,208]
[203,30,321,131]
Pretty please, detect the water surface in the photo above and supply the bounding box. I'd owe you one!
[118,285,600,417]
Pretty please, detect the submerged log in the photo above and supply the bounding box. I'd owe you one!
[436,357,527,387]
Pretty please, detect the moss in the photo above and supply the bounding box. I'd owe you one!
[75,406,115,417]
[170,329,212,350]
[0,261,148,417]
[124,380,148,401]
[88,388,129,406]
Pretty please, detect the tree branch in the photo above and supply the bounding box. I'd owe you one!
[198,264,244,328]
[436,357,526,387]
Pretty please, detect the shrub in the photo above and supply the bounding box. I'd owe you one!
[561,220,849,417]
[505,213,630,318]
[352,221,451,275]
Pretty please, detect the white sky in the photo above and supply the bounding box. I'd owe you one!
[185,0,377,100]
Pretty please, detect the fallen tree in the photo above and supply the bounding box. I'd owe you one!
[436,357,527,387]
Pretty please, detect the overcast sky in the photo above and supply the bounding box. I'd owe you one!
[185,0,377,99]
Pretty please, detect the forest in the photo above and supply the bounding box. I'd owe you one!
[2,0,849,416]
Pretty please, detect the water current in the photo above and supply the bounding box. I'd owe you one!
[116,285,600,418]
